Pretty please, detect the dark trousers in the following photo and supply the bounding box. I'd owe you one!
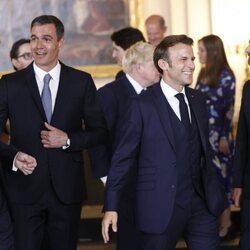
[141,193,219,250]
[116,186,142,250]
[239,197,250,250]
[9,184,81,250]
[0,190,14,250]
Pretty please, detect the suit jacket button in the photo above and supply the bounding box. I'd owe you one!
[171,185,175,189]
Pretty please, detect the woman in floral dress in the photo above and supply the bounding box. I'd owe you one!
[196,34,236,240]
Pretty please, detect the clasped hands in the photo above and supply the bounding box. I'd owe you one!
[41,122,68,148]
[14,122,68,175]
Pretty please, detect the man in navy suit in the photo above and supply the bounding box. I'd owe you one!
[89,41,159,250]
[102,35,225,250]
[232,40,250,250]
[0,15,107,250]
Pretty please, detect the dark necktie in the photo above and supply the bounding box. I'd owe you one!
[41,73,52,123]
[175,93,190,130]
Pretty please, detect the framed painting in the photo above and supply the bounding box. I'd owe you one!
[0,0,143,78]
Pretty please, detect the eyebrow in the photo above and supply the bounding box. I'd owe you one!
[30,34,53,39]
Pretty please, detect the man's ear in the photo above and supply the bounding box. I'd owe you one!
[158,59,169,72]
[59,37,65,48]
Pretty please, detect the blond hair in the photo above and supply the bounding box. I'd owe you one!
[122,41,155,74]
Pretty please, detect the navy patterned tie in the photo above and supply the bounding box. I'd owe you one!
[41,74,52,123]
[175,93,190,130]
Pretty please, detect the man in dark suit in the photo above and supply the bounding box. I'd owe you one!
[0,15,107,250]
[232,40,250,250]
[0,184,14,249]
[102,35,225,250]
[89,41,159,250]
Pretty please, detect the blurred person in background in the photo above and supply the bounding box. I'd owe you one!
[1,39,34,144]
[110,27,145,79]
[10,38,33,71]
[145,14,167,46]
[196,34,236,240]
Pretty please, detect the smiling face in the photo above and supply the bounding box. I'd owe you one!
[30,23,64,71]
[159,43,195,91]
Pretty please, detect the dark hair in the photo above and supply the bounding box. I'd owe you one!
[154,34,193,74]
[111,27,145,50]
[10,38,30,60]
[31,15,64,41]
[196,34,234,88]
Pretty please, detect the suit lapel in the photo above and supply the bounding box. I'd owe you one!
[25,64,47,121]
[51,64,69,125]
[186,87,207,152]
[152,84,176,152]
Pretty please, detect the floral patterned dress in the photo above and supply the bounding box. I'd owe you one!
[196,69,235,205]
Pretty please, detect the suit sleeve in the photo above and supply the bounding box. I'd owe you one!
[233,81,250,188]
[0,77,19,164]
[87,85,118,178]
[104,99,142,211]
[67,75,108,151]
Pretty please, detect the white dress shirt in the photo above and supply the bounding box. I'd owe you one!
[126,74,146,94]
[160,79,191,122]
[33,61,61,111]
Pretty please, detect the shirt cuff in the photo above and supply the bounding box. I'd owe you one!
[12,153,19,171]
[100,176,107,185]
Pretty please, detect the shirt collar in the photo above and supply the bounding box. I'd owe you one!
[126,73,146,94]
[33,61,61,82]
[160,78,186,100]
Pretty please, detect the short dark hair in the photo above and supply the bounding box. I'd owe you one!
[154,35,193,74]
[10,38,30,60]
[31,15,64,41]
[111,27,145,50]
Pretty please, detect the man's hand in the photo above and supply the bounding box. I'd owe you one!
[41,122,68,148]
[102,211,118,244]
[14,152,37,175]
[232,188,242,208]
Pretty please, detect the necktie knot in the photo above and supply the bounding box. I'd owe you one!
[41,74,52,123]
[175,93,185,102]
